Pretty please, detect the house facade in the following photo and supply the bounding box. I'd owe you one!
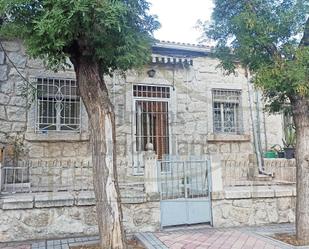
[0,40,295,242]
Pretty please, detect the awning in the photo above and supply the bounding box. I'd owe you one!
[151,55,193,66]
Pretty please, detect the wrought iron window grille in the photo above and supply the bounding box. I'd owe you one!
[35,77,81,132]
[212,89,243,134]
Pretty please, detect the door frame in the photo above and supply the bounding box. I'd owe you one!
[131,84,172,175]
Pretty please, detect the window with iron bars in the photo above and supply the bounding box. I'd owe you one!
[36,77,81,132]
[212,89,243,134]
[133,85,170,159]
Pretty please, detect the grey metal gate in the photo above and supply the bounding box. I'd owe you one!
[158,159,212,227]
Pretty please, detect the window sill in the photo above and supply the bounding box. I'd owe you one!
[207,133,250,142]
[25,131,90,142]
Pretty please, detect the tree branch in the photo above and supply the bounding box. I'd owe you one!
[246,1,278,58]
[263,44,279,58]
[300,17,309,47]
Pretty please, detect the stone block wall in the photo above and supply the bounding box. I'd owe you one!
[221,158,297,187]
[264,158,296,183]
[0,206,98,242]
[212,185,296,227]
[25,141,91,162]
[0,192,160,242]
[0,39,286,173]
[112,56,261,165]
[0,40,28,144]
[0,39,289,242]
[0,40,91,165]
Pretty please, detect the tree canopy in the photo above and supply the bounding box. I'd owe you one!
[0,2,160,248]
[204,0,309,112]
[206,1,309,244]
[0,0,160,73]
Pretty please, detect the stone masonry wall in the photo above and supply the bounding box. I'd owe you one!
[0,40,91,165]
[0,192,160,242]
[0,41,28,144]
[0,39,285,172]
[212,186,296,227]
[0,206,98,242]
[111,56,259,166]
[0,40,288,242]
[222,158,296,187]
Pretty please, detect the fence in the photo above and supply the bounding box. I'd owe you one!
[222,158,296,187]
[158,160,210,200]
[1,157,296,196]
[0,160,93,195]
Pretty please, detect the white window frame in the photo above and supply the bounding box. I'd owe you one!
[212,89,243,134]
[35,77,82,133]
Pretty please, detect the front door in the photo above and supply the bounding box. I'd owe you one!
[132,85,171,174]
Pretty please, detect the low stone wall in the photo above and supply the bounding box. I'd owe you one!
[212,185,296,227]
[0,192,160,242]
[222,158,296,186]
[264,159,296,183]
[0,205,97,242]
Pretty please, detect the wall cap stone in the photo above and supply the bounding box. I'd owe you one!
[213,185,295,200]
[34,193,74,208]
[0,195,34,210]
[224,188,251,199]
[75,191,96,206]
[251,187,275,198]
[0,191,156,210]
[273,186,295,197]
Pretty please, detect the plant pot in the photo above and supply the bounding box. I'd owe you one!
[284,148,295,159]
[264,151,278,158]
[277,151,285,158]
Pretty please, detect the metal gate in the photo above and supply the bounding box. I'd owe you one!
[158,159,212,227]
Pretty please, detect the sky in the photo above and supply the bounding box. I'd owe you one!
[149,0,214,44]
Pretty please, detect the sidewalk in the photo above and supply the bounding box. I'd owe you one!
[1,224,308,249]
[0,236,99,249]
[136,224,309,249]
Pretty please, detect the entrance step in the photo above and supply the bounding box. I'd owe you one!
[162,223,212,232]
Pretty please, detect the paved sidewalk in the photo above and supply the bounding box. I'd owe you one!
[136,224,309,249]
[1,224,308,249]
[0,236,99,249]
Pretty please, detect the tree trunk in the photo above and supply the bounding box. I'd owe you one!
[73,56,127,249]
[292,98,309,245]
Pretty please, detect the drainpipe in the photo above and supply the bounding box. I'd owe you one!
[254,90,265,164]
[245,68,265,174]
[263,111,268,151]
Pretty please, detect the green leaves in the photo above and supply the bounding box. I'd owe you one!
[205,0,309,112]
[0,0,160,72]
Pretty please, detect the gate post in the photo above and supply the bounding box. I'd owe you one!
[144,146,159,194]
[210,155,223,192]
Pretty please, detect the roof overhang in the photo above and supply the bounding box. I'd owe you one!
[151,55,193,66]
[153,41,212,54]
[151,41,213,66]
